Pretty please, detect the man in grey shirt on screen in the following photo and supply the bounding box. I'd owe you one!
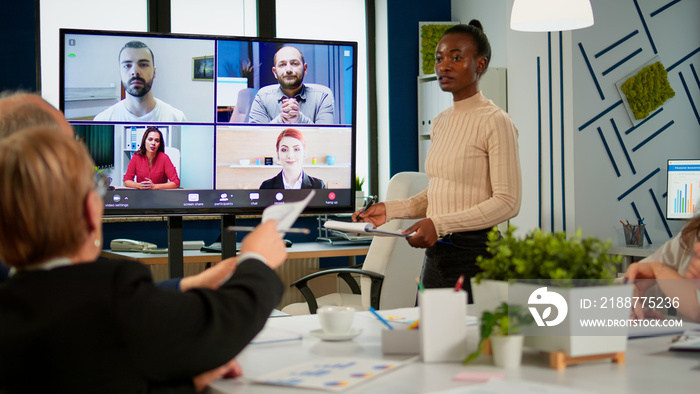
[248,46,335,124]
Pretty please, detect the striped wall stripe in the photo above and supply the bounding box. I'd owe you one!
[595,30,639,59]
[650,0,681,17]
[617,168,660,201]
[601,48,643,76]
[624,107,663,135]
[610,118,635,175]
[631,121,674,152]
[633,0,657,54]
[679,71,700,126]
[578,42,604,101]
[649,188,673,238]
[598,127,620,177]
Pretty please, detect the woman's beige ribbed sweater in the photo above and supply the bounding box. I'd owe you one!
[384,91,521,236]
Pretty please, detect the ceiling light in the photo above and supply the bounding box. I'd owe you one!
[510,0,594,32]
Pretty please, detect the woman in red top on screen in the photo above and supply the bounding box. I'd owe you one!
[259,128,325,189]
[123,126,180,189]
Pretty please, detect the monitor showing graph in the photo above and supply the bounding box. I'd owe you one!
[666,159,700,220]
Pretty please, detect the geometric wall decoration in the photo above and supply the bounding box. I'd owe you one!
[573,0,700,246]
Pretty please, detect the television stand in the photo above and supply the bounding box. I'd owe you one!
[220,215,238,259]
[167,216,184,278]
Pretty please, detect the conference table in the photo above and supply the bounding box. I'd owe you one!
[207,308,698,394]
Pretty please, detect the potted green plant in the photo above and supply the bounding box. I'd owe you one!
[465,303,532,368]
[469,225,632,358]
[471,225,620,316]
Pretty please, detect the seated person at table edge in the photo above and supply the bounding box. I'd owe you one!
[260,128,326,189]
[0,91,222,292]
[123,126,180,189]
[624,215,700,321]
[94,40,186,122]
[0,128,288,392]
[248,45,335,124]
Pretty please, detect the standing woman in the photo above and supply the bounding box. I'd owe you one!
[123,126,180,189]
[354,21,521,301]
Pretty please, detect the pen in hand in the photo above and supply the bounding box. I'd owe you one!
[359,195,377,216]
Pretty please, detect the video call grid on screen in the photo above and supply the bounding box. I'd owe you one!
[60,29,357,216]
[666,159,700,220]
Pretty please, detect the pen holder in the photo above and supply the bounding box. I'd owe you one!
[381,328,420,355]
[418,289,468,362]
[624,224,645,247]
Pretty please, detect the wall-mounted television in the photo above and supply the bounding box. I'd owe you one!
[60,29,357,216]
[666,159,700,220]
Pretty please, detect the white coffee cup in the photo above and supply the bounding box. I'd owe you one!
[317,305,355,335]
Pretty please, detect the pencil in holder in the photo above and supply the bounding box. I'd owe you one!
[624,224,645,247]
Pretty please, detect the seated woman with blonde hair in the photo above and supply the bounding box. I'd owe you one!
[624,216,700,322]
[0,127,288,392]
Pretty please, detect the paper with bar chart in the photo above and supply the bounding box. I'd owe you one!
[666,160,700,220]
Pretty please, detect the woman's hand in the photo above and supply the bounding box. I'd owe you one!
[404,218,438,248]
[352,202,386,228]
[624,261,688,319]
[192,358,242,392]
[685,242,700,279]
[138,178,154,189]
[624,262,660,319]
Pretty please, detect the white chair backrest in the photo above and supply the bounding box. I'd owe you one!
[360,172,429,309]
[164,147,181,179]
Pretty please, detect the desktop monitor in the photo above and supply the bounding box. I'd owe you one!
[665,159,700,220]
[60,29,357,216]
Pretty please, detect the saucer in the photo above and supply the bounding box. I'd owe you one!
[310,328,362,341]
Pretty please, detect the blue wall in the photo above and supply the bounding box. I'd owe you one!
[386,0,451,175]
[0,2,37,91]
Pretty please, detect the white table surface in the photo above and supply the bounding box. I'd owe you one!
[207,309,699,394]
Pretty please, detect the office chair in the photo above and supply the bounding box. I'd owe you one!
[281,171,429,315]
[229,88,258,123]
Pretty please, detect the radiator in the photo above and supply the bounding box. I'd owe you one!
[275,257,319,309]
[148,258,329,311]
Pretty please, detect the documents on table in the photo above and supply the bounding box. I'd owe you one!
[669,329,700,351]
[323,220,413,237]
[431,379,599,394]
[249,326,301,345]
[251,356,418,392]
[358,307,477,327]
[628,319,700,338]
